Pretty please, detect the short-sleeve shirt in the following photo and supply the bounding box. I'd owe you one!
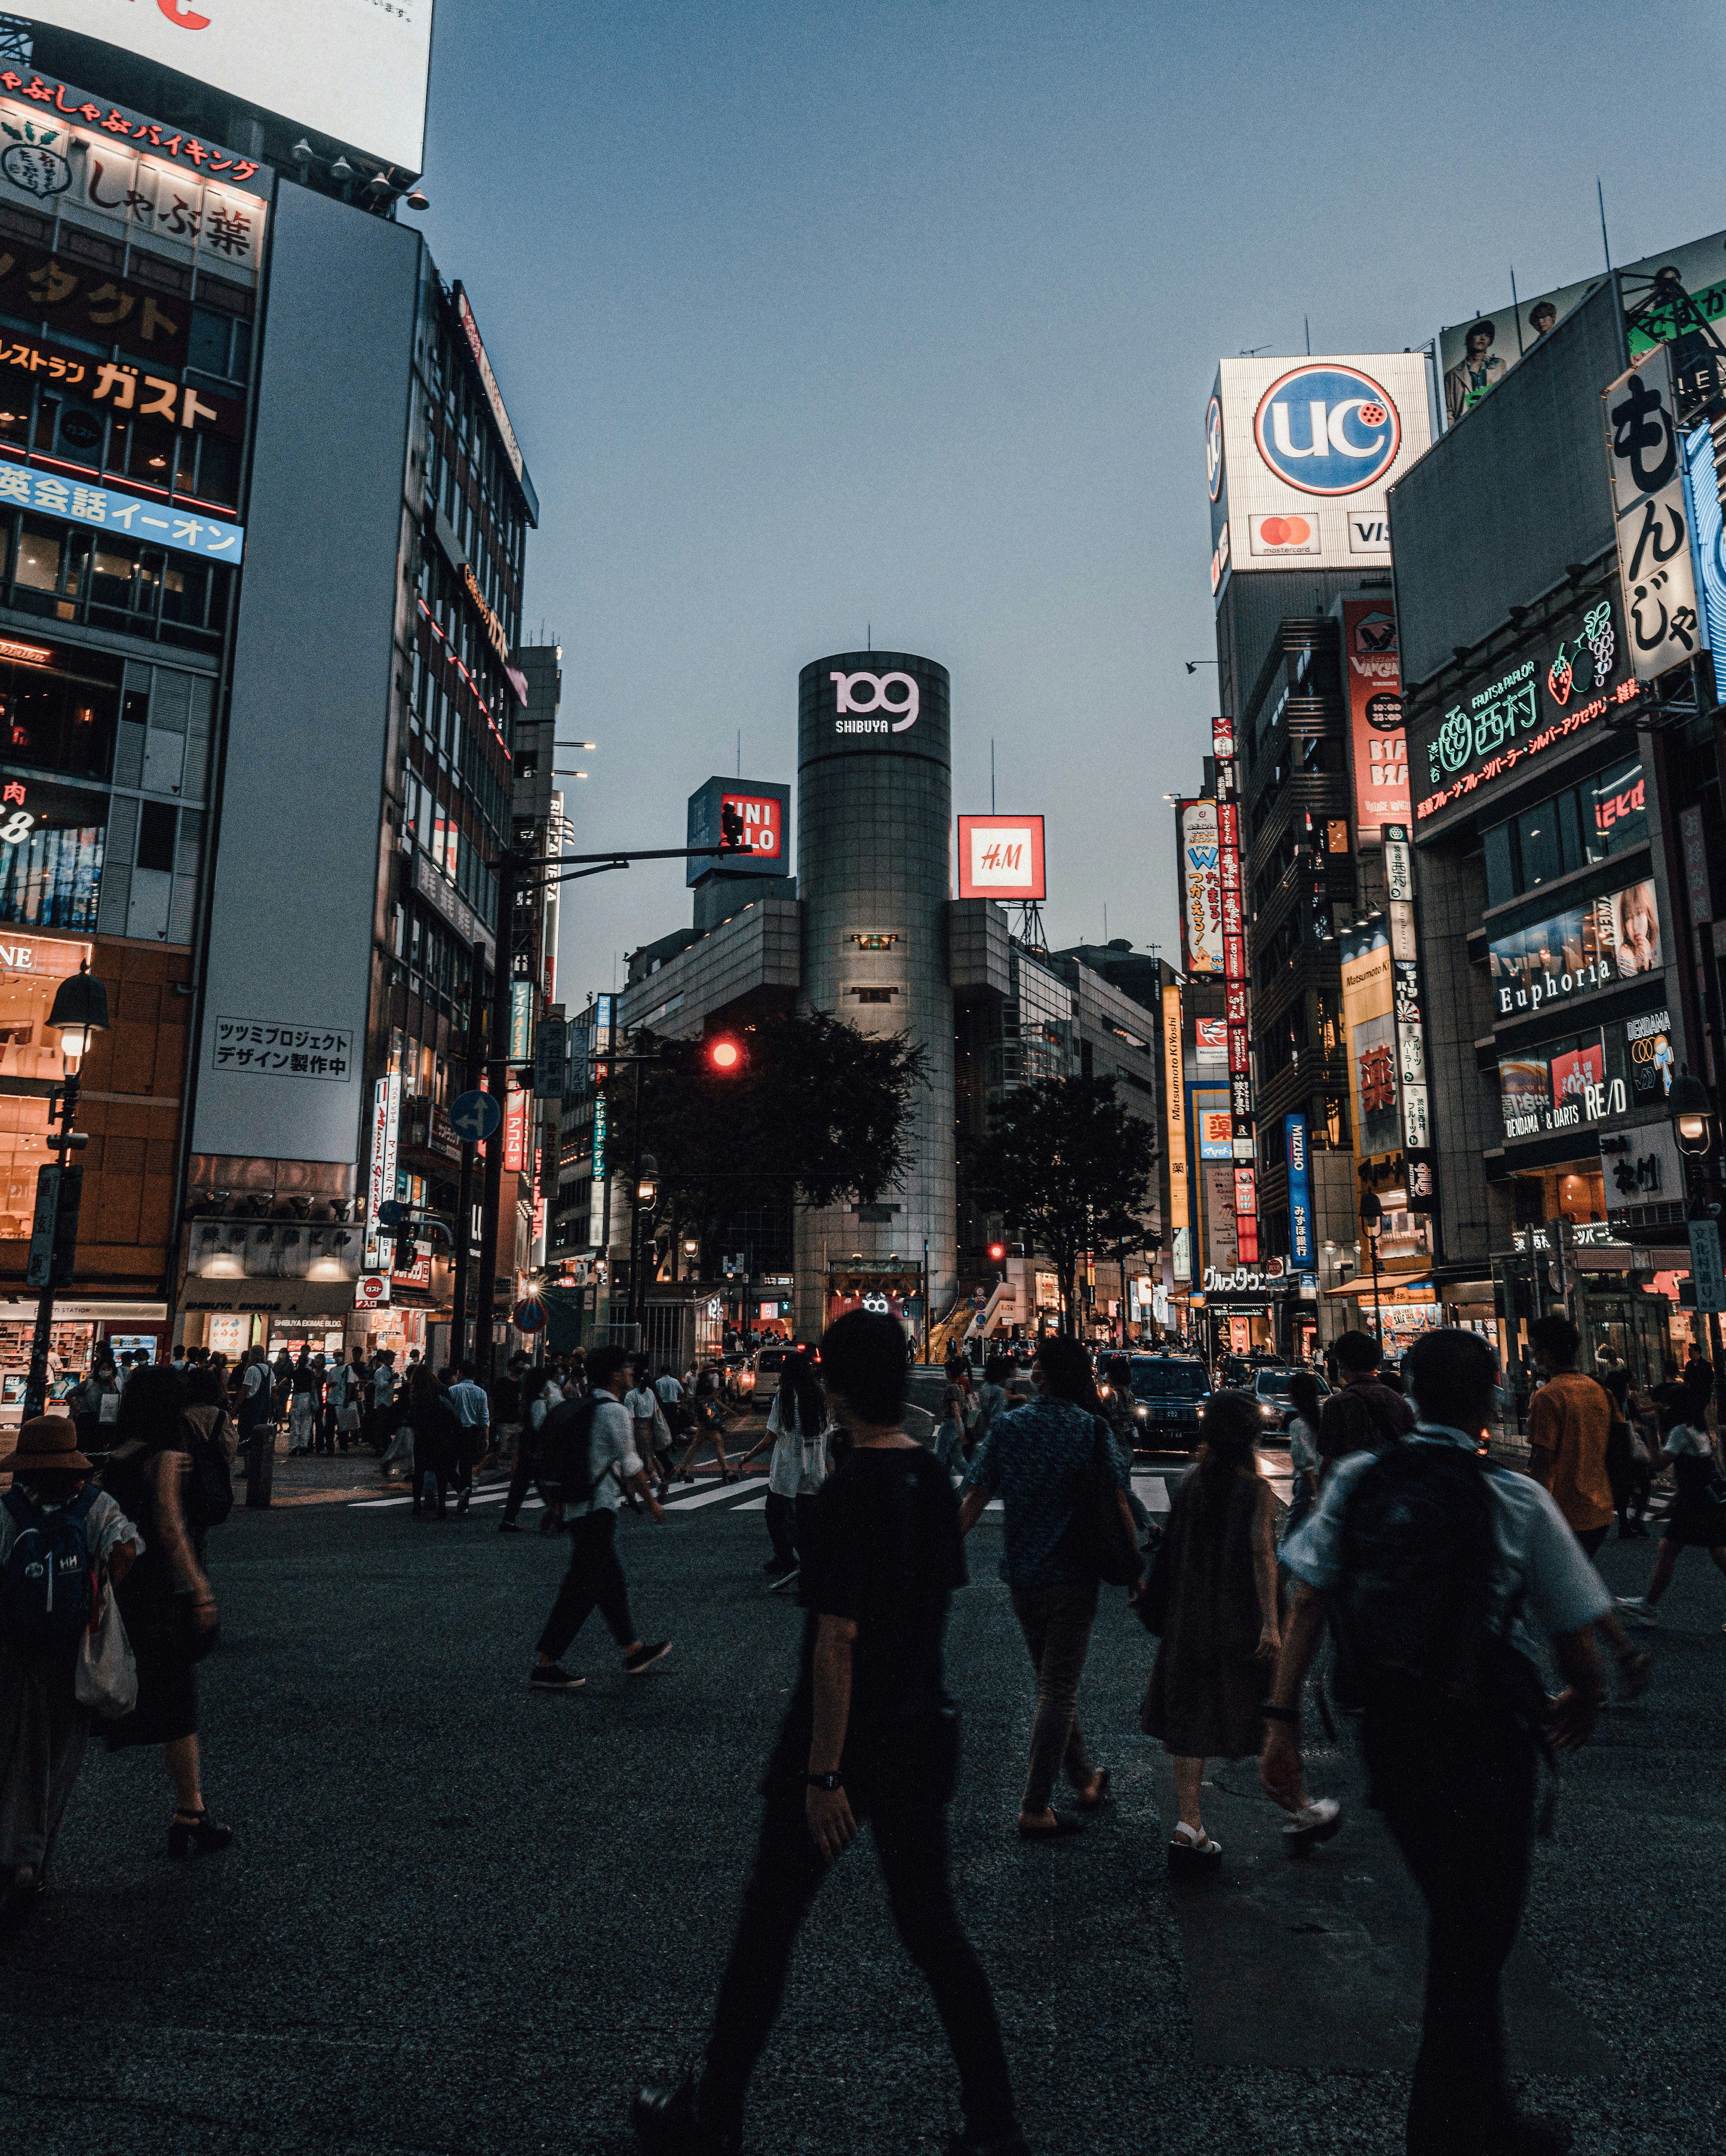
[0,1485,141,1568]
[785,1444,965,1757]
[1526,1371,1615,1535]
[571,1391,642,1518]
[1281,1425,1613,1662]
[962,1397,1125,1588]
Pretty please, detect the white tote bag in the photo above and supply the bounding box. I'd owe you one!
[75,1579,138,1719]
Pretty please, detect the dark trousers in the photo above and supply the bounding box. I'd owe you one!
[1009,1576,1099,1814]
[502,1441,537,1523]
[698,1771,1016,2145]
[765,1492,797,1568]
[1362,1703,1537,2155]
[536,1511,636,1660]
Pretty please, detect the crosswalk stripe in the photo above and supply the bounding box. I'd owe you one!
[661,1480,764,1511]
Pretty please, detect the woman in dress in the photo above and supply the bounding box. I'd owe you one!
[738,1348,829,1583]
[1142,1389,1333,1869]
[1618,1382,1726,1628]
[100,1367,233,1858]
[0,1417,141,1930]
[676,1366,735,1484]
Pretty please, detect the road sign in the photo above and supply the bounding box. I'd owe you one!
[450,1088,502,1143]
[514,1296,547,1333]
[377,1199,404,1227]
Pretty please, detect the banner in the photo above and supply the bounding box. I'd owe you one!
[1285,1114,1313,1264]
[1179,800,1221,974]
[1488,877,1661,1018]
[1162,985,1190,1283]
[1342,599,1408,838]
[1340,925,1398,1163]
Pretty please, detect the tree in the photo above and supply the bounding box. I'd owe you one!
[611,1012,928,1280]
[969,1074,1157,1335]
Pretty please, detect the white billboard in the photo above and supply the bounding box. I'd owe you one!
[25,0,434,170]
[1205,352,1433,597]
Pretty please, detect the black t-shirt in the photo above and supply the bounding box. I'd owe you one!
[778,1443,965,1767]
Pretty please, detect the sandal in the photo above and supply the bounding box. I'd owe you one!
[1074,1767,1112,1814]
[1168,1822,1222,1871]
[1281,1797,1342,1856]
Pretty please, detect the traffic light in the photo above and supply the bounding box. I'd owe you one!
[705,1033,745,1074]
[720,801,746,852]
[987,1242,1006,1265]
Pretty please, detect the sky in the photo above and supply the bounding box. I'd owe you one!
[414,0,1726,1007]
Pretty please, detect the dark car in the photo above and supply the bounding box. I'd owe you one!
[1120,1353,1212,1453]
[1246,1364,1331,1438]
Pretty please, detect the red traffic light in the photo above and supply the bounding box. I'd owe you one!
[987,1242,1006,1264]
[706,1034,744,1074]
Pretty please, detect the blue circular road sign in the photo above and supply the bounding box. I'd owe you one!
[450,1088,502,1143]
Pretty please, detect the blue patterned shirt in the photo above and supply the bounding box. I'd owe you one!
[962,1397,1129,1587]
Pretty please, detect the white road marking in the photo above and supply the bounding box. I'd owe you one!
[661,1480,764,1511]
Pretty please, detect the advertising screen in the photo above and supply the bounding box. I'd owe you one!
[1439,226,1726,428]
[957,815,1046,900]
[1341,599,1408,837]
[1179,799,1221,974]
[1205,352,1433,593]
[1340,923,1399,1162]
[1162,985,1189,1283]
[1488,878,1661,1019]
[24,0,436,170]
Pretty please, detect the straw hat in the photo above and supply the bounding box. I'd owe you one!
[0,1413,93,1474]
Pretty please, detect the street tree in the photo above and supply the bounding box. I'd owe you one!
[969,1074,1157,1335]
[612,1012,928,1280]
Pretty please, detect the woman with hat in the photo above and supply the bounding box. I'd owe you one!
[0,1415,141,1932]
[100,1367,234,1858]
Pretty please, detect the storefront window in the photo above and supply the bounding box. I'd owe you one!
[0,780,105,929]
[1484,759,1648,906]
[0,640,120,781]
[0,935,93,1238]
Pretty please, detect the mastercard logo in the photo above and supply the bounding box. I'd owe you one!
[1259,516,1312,546]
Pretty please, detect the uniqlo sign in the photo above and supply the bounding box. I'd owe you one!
[957,815,1047,900]
[723,794,783,862]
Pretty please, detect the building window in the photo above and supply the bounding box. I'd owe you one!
[1483,759,1648,906]
[851,987,894,1004]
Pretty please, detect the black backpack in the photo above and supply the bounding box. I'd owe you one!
[1335,1442,1542,1717]
[183,1411,235,1531]
[535,1395,603,1505]
[1059,1416,1143,1588]
[2,1484,99,1654]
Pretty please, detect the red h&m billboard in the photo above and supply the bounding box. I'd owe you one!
[957,816,1047,900]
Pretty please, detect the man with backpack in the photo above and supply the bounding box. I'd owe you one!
[529,1344,671,1690]
[1262,1326,1609,2156]
[1316,1328,1415,1473]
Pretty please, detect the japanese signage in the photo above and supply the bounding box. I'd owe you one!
[1605,343,1700,683]
[1626,1007,1676,1103]
[1414,593,1636,824]
[362,1072,401,1272]
[1499,1038,1612,1141]
[1600,1121,1683,1215]
[1341,598,1407,838]
[1384,830,1429,1151]
[0,323,241,435]
[454,286,526,492]
[532,1014,567,1099]
[1488,878,1661,1018]
[685,776,791,888]
[1404,1148,1437,1215]
[22,4,432,173]
[1216,794,1256,1256]
[1178,799,1221,974]
[1683,424,1726,656]
[1205,352,1432,597]
[1689,1219,1726,1314]
[1162,984,1189,1284]
[503,1085,528,1175]
[1340,924,1398,1162]
[508,976,535,1063]
[212,1017,354,1079]
[956,815,1046,900]
[1192,1016,1228,1065]
[1285,1114,1313,1264]
[354,1273,391,1310]
[1440,226,1726,427]
[0,463,244,561]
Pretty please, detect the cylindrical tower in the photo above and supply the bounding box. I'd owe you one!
[794,651,954,1343]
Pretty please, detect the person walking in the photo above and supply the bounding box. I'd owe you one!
[958,1334,1139,1840]
[1526,1315,1651,1698]
[445,1360,491,1508]
[529,1345,670,1689]
[99,1367,234,1859]
[1140,1389,1301,1870]
[738,1349,830,1585]
[973,1356,1010,1448]
[1617,1380,1726,1629]
[625,1360,674,1500]
[1263,1327,1608,2156]
[1315,1328,1414,1467]
[632,1309,1029,2156]
[365,1350,398,1455]
[407,1366,463,1519]
[676,1366,735,1484]
[1281,1369,1324,1545]
[499,1365,560,1532]
[0,1416,142,1932]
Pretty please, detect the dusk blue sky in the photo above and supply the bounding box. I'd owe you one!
[416,0,1726,1004]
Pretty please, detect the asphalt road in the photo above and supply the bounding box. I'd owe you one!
[1,1458,1723,2155]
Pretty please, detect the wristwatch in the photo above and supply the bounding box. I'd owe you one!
[805,1770,844,1792]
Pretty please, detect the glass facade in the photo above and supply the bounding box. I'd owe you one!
[1482,757,1648,906]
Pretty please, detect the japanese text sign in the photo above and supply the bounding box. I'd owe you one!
[212,1017,353,1079]
[0,462,244,561]
[1604,344,1700,684]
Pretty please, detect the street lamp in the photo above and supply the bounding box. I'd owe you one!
[1671,1068,1713,1156]
[1669,1069,1722,1366]
[1359,1190,1384,1359]
[627,1152,658,1343]
[24,964,110,1415]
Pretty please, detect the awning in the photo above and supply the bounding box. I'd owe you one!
[1323,1277,1434,1300]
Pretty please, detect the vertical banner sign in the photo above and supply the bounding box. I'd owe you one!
[1215,793,1257,1260]
[503,1085,529,1175]
[1689,1217,1726,1314]
[509,978,537,1063]
[1341,599,1408,838]
[364,1072,403,1273]
[1162,985,1191,1283]
[1604,343,1701,683]
[1179,800,1222,973]
[1340,924,1398,1165]
[1383,828,1429,1148]
[532,1014,568,1098]
[588,993,614,1253]
[1285,1114,1314,1264]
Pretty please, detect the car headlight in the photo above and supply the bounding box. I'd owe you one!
[1133,1403,1148,1419]
[1259,1402,1280,1420]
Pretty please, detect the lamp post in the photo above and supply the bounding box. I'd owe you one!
[1670,1067,1723,1371]
[628,1152,658,1347]
[24,963,109,1417]
[1359,1190,1384,1360]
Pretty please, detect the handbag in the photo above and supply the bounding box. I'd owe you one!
[337,1403,361,1433]
[75,1577,138,1718]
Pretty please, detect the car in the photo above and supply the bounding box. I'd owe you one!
[1116,1352,1213,1453]
[1246,1365,1331,1437]
[748,1343,793,1406]
[721,1352,754,1401]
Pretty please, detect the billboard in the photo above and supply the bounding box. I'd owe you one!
[1285,1114,1313,1265]
[1340,923,1398,1163]
[1179,799,1221,974]
[1162,985,1189,1284]
[1341,599,1407,837]
[685,776,791,886]
[25,0,436,170]
[1206,353,1433,593]
[1439,226,1726,428]
[1488,878,1661,1019]
[1604,343,1700,684]
[957,815,1046,900]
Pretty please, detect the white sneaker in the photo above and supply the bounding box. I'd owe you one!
[1617,1596,1660,1627]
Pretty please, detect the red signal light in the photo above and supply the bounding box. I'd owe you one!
[987,1242,1006,1263]
[706,1035,743,1074]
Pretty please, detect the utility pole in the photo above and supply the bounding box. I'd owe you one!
[449,932,488,1366]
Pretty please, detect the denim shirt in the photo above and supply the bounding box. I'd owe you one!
[962,1397,1127,1588]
